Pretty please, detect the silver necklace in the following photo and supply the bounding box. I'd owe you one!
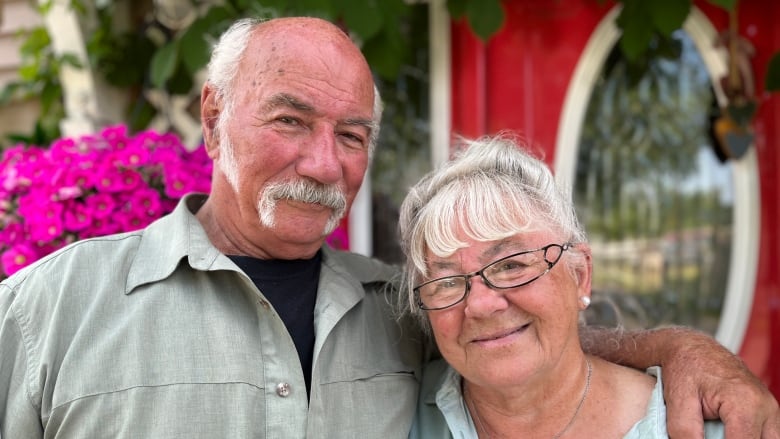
[465,358,593,439]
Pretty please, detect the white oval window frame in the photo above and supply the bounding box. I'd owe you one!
[554,6,760,352]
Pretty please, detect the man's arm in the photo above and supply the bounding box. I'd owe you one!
[1,285,44,438]
[581,325,780,438]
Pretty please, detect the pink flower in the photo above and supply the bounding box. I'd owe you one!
[57,186,83,200]
[79,217,121,239]
[84,192,117,219]
[1,243,38,277]
[0,124,212,280]
[326,226,350,250]
[163,167,196,198]
[95,165,143,192]
[63,202,93,232]
[111,142,150,168]
[125,187,163,218]
[0,221,24,246]
[62,167,96,190]
[28,215,64,243]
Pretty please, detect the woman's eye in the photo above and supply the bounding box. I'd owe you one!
[497,261,518,271]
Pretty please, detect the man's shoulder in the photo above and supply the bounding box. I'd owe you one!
[322,247,399,284]
[4,230,144,286]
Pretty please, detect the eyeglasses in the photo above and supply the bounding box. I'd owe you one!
[414,243,571,311]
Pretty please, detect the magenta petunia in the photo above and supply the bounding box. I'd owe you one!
[28,215,64,244]
[94,166,143,193]
[1,243,39,277]
[62,167,96,190]
[84,192,117,219]
[162,167,196,198]
[0,221,24,246]
[1,124,212,280]
[63,202,93,232]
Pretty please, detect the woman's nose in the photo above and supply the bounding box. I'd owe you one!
[463,276,510,318]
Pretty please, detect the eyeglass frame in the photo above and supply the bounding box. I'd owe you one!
[413,242,572,311]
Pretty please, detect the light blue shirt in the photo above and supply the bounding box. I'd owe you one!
[410,360,725,438]
[1,194,424,438]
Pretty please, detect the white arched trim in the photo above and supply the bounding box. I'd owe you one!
[554,6,759,353]
[429,0,453,167]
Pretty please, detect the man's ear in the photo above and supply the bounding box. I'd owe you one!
[200,83,221,159]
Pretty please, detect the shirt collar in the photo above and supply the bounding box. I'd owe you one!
[125,194,232,294]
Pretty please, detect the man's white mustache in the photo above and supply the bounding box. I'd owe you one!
[263,179,347,213]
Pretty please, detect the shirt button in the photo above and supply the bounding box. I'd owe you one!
[276,382,291,397]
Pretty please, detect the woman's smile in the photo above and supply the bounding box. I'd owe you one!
[468,322,532,347]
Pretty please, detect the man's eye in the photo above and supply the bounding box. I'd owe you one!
[277,116,300,125]
[339,132,367,148]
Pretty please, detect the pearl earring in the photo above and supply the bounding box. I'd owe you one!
[580,296,591,308]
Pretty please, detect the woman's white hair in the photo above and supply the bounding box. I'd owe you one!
[204,17,384,156]
[397,134,588,331]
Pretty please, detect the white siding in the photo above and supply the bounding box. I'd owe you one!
[0,0,44,143]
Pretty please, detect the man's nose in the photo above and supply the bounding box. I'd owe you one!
[296,125,343,184]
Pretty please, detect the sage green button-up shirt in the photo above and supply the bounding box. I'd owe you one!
[0,195,424,438]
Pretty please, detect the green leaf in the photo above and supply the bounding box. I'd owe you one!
[59,53,83,69]
[647,0,691,35]
[167,64,195,95]
[616,0,655,61]
[466,0,504,41]
[99,33,154,87]
[150,41,179,88]
[40,82,60,113]
[446,0,468,19]
[362,27,405,80]
[706,0,737,10]
[19,28,51,55]
[766,52,780,92]
[127,95,158,133]
[179,6,235,76]
[0,82,23,103]
[337,0,383,40]
[18,64,40,81]
[295,0,336,17]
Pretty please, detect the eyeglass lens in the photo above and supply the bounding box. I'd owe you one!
[415,243,568,310]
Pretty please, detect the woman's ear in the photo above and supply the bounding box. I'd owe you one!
[200,83,221,159]
[573,244,593,294]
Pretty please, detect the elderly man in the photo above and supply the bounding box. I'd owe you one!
[1,16,778,438]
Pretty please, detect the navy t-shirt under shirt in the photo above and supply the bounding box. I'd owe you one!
[228,251,320,397]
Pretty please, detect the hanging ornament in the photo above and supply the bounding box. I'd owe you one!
[713,4,756,160]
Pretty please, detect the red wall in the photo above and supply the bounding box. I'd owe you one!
[450,0,780,396]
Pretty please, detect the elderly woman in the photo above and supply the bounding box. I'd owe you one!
[399,135,724,438]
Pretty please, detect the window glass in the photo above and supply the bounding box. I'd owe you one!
[575,31,733,335]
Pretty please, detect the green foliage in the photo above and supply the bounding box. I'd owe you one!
[447,0,504,40]
[0,24,81,146]
[767,53,780,91]
[2,0,778,148]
